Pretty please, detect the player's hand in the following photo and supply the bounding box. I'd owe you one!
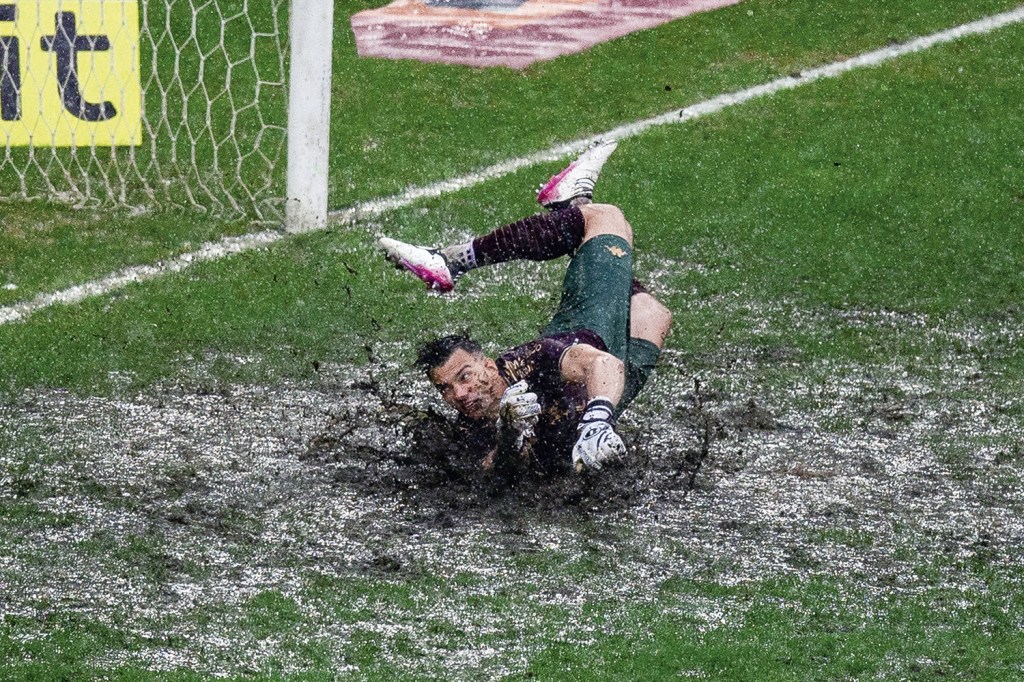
[498,380,541,433]
[495,381,540,454]
[572,398,625,472]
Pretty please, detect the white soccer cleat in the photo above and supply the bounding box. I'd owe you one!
[378,237,455,292]
[537,139,619,210]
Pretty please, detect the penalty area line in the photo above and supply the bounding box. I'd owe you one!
[3,4,1024,327]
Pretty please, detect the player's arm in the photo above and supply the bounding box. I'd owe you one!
[560,343,627,472]
[559,343,624,405]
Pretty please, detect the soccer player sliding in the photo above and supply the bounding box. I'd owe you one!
[379,141,672,476]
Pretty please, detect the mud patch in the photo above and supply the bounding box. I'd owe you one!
[298,369,756,532]
[1,328,1023,676]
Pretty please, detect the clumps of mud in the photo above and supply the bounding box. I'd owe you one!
[299,373,787,526]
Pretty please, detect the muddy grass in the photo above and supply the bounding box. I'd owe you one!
[2,320,1024,677]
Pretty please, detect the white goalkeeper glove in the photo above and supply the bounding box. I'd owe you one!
[572,397,625,472]
[496,380,541,453]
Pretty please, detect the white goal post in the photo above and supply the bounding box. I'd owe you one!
[0,0,332,226]
[284,0,333,232]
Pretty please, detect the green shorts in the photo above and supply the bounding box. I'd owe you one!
[543,234,660,410]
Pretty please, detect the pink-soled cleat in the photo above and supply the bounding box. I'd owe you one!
[536,139,618,210]
[378,237,455,292]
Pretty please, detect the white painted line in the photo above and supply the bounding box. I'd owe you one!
[3,5,1023,326]
[0,231,283,325]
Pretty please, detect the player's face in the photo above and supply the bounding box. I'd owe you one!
[430,349,504,420]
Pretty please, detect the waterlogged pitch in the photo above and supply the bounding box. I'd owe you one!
[2,0,1024,678]
[2,308,1023,677]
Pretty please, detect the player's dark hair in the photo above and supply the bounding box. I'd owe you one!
[415,334,483,374]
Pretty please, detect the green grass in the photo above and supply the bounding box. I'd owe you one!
[331,0,1024,207]
[2,569,1022,680]
[0,204,254,308]
[523,574,1024,681]
[3,0,1024,305]
[3,16,1023,393]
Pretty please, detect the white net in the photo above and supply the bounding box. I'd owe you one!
[0,0,288,221]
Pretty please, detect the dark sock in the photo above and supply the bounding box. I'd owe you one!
[471,207,585,267]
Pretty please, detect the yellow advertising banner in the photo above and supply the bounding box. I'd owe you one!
[0,0,141,146]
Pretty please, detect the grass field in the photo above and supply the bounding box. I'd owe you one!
[2,0,1024,679]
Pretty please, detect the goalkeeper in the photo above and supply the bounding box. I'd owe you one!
[379,141,672,473]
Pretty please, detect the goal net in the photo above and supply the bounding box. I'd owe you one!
[0,0,288,221]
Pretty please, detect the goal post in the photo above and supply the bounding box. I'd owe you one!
[0,0,331,225]
[284,0,334,233]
